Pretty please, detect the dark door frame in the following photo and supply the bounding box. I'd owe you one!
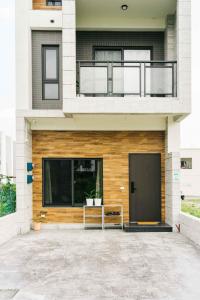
[128,153,162,223]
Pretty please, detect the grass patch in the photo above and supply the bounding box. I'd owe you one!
[181,199,200,219]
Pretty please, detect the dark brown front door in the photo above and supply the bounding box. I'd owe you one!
[129,154,161,223]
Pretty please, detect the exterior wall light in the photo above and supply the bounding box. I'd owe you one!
[27,162,34,172]
[27,175,34,184]
[121,4,128,11]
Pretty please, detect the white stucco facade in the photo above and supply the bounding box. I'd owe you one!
[15,0,191,233]
[181,149,200,198]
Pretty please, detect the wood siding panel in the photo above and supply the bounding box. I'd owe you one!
[33,0,62,10]
[32,131,165,224]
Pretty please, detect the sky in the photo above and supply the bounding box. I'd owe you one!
[0,0,15,138]
[0,0,199,147]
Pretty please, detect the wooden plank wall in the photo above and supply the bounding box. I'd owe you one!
[32,131,165,224]
[32,0,62,10]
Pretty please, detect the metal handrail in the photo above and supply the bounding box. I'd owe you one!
[77,60,177,64]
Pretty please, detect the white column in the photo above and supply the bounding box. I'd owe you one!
[16,117,32,233]
[165,117,180,229]
[177,0,191,110]
[62,0,76,99]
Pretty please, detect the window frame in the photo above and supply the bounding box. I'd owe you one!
[42,45,59,100]
[42,158,103,208]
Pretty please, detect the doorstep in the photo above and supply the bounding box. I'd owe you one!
[124,223,173,232]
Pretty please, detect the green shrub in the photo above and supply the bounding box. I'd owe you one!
[181,199,200,219]
[0,181,16,217]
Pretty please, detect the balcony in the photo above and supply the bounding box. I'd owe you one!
[76,60,177,98]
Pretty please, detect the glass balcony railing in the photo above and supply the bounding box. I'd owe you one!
[76,60,177,97]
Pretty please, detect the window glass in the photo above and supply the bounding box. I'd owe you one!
[44,83,59,99]
[181,158,192,169]
[43,159,103,207]
[44,160,72,206]
[45,49,57,80]
[74,159,103,206]
[124,49,151,96]
[42,45,59,100]
[95,50,121,62]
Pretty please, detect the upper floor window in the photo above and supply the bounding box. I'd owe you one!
[181,158,192,169]
[42,45,59,100]
[46,0,62,6]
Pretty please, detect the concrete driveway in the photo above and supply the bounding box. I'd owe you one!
[0,230,200,300]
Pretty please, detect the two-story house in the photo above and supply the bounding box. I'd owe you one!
[16,0,191,232]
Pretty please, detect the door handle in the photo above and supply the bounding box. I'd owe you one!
[131,182,136,193]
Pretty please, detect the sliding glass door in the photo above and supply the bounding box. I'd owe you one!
[95,50,122,95]
[124,49,151,96]
[43,158,103,207]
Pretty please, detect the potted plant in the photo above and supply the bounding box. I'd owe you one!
[94,191,102,206]
[85,190,95,206]
[32,211,47,231]
[76,80,85,97]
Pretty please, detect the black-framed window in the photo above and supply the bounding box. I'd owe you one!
[43,158,103,207]
[46,0,62,6]
[42,45,59,100]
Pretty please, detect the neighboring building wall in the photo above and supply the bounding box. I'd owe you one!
[0,132,15,177]
[6,136,12,177]
[13,142,16,181]
[32,31,62,109]
[76,31,165,61]
[181,149,200,197]
[32,130,165,224]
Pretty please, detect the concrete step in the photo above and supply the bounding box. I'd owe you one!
[124,223,173,232]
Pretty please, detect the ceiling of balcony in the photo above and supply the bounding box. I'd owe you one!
[76,0,177,31]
